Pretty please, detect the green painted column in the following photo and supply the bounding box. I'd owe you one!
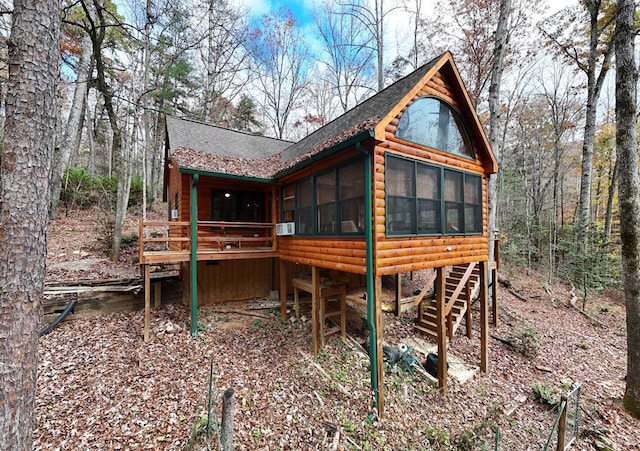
[361,144,379,415]
[190,174,199,337]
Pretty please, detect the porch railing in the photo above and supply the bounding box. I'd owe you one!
[138,219,277,262]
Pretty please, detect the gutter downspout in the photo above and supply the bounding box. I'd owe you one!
[190,173,199,337]
[358,142,379,416]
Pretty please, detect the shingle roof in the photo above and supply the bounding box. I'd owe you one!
[166,116,292,160]
[165,53,449,178]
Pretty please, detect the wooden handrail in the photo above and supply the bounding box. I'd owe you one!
[138,219,277,256]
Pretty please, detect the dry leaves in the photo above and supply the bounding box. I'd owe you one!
[36,211,640,450]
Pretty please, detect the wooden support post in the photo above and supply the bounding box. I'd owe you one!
[557,397,568,451]
[279,259,287,320]
[153,281,161,308]
[480,261,489,373]
[394,273,401,316]
[436,267,447,394]
[491,266,498,327]
[374,276,385,417]
[312,266,320,355]
[465,279,472,338]
[144,264,150,342]
[221,388,235,451]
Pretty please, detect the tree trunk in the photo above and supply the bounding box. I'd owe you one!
[576,0,614,252]
[0,1,60,449]
[82,0,129,260]
[487,0,511,261]
[50,34,92,219]
[615,0,640,419]
[603,158,618,247]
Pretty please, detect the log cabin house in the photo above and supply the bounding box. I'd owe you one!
[139,51,498,417]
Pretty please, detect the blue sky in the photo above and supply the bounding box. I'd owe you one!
[237,0,316,26]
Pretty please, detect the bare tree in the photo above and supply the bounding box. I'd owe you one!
[50,34,93,219]
[315,0,375,113]
[69,0,132,260]
[0,0,60,448]
[615,0,640,419]
[199,0,251,124]
[539,0,616,254]
[247,8,310,140]
[487,0,512,263]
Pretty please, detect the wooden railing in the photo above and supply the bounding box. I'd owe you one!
[138,220,277,263]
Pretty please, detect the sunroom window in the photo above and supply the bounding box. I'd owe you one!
[396,96,474,159]
[282,157,365,236]
[386,155,482,236]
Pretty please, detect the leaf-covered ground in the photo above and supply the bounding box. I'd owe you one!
[36,209,639,450]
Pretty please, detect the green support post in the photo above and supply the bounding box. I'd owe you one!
[190,173,199,337]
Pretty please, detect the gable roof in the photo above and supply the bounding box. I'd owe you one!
[165,51,497,179]
[279,55,442,164]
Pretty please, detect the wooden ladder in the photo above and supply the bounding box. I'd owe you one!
[414,263,481,342]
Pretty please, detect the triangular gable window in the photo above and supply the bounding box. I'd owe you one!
[396,96,474,159]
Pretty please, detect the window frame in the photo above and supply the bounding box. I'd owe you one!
[281,156,365,237]
[385,154,483,237]
[395,96,476,161]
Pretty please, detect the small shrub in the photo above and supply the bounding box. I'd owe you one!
[423,424,450,449]
[531,381,560,406]
[508,325,541,358]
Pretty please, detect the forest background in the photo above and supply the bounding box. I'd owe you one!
[1,0,640,448]
[4,0,615,302]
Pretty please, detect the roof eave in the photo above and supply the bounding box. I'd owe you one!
[178,166,275,184]
[275,129,376,180]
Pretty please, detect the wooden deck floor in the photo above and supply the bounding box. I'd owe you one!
[140,247,279,264]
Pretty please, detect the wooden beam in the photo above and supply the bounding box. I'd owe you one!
[412,270,437,307]
[375,276,385,418]
[279,259,287,320]
[144,264,150,342]
[312,266,320,355]
[465,278,472,338]
[491,266,498,327]
[436,267,447,394]
[154,281,161,308]
[480,261,489,373]
[394,273,401,316]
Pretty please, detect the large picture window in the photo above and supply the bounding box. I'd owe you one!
[282,157,365,236]
[396,96,474,159]
[212,190,265,222]
[386,155,482,236]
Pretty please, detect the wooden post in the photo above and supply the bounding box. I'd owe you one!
[312,266,320,355]
[480,261,489,373]
[465,279,472,338]
[394,273,401,316]
[279,259,287,320]
[144,264,150,342]
[220,388,235,451]
[557,397,568,451]
[153,281,161,308]
[436,267,447,393]
[375,276,385,417]
[491,266,498,327]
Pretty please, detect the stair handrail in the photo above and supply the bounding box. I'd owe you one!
[444,262,477,317]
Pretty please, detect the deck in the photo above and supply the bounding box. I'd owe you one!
[138,220,279,264]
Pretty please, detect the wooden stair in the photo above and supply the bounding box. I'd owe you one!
[414,264,481,342]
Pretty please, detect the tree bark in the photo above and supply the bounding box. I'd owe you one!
[487,0,511,261]
[615,0,640,419]
[0,1,60,449]
[220,388,235,451]
[80,0,129,260]
[49,34,93,219]
[576,0,614,252]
